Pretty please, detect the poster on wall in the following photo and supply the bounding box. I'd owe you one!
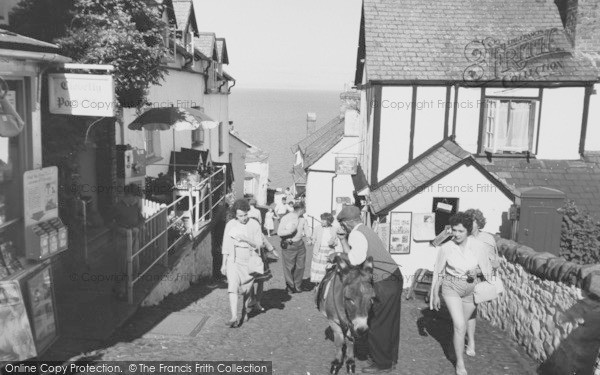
[0,281,37,361]
[412,213,436,241]
[389,212,412,254]
[25,265,57,353]
[23,166,58,226]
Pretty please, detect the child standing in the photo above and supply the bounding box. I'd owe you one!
[264,207,276,237]
[310,212,338,284]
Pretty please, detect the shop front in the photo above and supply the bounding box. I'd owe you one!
[0,29,71,361]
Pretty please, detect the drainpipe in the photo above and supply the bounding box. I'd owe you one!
[330,173,338,212]
[203,60,213,95]
[228,79,236,94]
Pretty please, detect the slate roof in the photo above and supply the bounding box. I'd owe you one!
[172,0,191,30]
[292,116,344,153]
[297,116,345,169]
[358,0,598,83]
[216,38,229,64]
[369,140,513,214]
[0,29,59,54]
[195,32,217,60]
[475,156,600,219]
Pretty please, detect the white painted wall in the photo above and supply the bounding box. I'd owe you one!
[454,87,482,154]
[378,86,412,181]
[120,69,206,177]
[585,83,600,152]
[413,86,446,156]
[537,87,584,159]
[246,161,269,206]
[382,164,513,284]
[204,93,230,163]
[310,137,361,171]
[305,171,335,231]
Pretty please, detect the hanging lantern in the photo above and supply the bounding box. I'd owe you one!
[0,77,25,138]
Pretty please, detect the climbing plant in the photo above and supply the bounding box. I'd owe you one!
[558,200,600,265]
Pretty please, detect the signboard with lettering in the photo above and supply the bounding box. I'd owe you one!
[48,73,116,117]
[335,157,358,175]
[23,167,58,227]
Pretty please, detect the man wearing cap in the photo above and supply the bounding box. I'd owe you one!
[277,201,308,293]
[334,205,403,373]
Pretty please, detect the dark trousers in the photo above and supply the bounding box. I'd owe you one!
[369,269,403,368]
[281,240,306,290]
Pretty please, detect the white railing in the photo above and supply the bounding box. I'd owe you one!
[121,166,227,304]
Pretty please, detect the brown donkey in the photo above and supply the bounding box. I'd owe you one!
[317,255,375,374]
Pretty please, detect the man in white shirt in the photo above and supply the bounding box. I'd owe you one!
[334,205,403,373]
[274,196,289,232]
[277,201,308,293]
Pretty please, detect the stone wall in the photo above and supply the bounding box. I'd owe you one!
[478,237,600,374]
[142,231,213,306]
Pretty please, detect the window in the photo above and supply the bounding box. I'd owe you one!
[483,98,538,154]
[192,127,204,146]
[0,79,27,252]
[145,130,161,159]
[218,122,224,155]
[431,197,459,237]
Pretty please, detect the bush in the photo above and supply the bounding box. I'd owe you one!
[559,200,600,265]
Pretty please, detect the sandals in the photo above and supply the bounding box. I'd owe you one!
[225,318,240,328]
[456,368,468,375]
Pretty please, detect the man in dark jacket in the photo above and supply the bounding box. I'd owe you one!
[336,205,403,373]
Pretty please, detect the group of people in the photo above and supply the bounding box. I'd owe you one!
[215,192,500,375]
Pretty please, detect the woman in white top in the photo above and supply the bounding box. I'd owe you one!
[464,208,500,357]
[430,212,493,375]
[221,199,264,328]
[309,212,339,284]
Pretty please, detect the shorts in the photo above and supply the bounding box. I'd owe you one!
[441,276,477,304]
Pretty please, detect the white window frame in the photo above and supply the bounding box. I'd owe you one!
[483,98,539,154]
[145,130,161,159]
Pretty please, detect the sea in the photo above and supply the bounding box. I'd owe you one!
[229,88,342,189]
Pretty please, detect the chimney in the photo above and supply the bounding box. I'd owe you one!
[339,87,361,136]
[555,0,600,54]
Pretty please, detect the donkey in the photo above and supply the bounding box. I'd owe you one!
[317,255,375,374]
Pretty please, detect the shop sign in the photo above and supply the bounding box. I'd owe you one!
[48,73,116,117]
[335,157,358,175]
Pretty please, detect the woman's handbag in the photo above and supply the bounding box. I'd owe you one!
[473,276,505,304]
[248,249,264,275]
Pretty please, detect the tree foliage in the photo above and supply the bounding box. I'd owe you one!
[559,200,600,265]
[54,0,169,108]
[8,0,75,43]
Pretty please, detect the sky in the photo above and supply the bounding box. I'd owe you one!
[193,0,363,91]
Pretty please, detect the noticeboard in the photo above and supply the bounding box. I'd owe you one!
[23,263,58,354]
[23,167,58,227]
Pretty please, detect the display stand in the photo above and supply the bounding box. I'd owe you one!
[23,167,68,260]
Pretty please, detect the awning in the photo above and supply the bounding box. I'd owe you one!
[128,107,218,131]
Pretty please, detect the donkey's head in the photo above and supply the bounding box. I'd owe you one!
[335,255,375,336]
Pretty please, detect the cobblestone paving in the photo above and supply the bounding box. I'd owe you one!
[98,237,539,375]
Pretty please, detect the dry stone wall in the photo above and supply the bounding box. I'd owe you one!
[477,237,600,374]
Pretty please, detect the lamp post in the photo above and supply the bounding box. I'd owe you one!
[306,112,316,136]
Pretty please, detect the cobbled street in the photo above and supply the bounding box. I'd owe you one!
[90,237,539,375]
